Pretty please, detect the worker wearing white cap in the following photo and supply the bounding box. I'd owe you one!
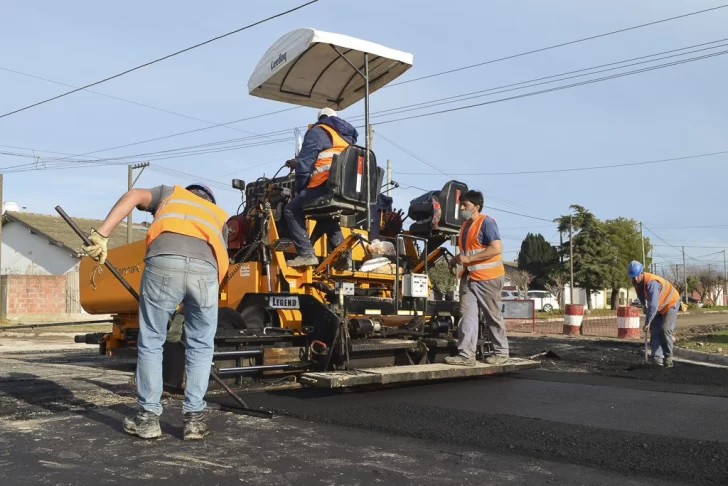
[284,108,359,268]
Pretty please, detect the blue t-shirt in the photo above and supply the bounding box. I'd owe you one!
[461,215,501,246]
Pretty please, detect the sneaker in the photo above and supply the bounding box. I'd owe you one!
[664,356,674,368]
[288,254,319,268]
[183,411,209,441]
[123,410,162,439]
[444,355,476,366]
[651,357,665,367]
[484,355,509,365]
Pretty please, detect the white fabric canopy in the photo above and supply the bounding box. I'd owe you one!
[248,28,414,110]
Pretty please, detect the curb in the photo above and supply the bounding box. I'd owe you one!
[673,346,728,366]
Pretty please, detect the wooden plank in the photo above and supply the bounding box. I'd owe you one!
[299,358,540,388]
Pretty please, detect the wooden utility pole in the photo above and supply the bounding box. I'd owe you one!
[127,162,150,243]
[569,215,574,304]
[640,222,646,269]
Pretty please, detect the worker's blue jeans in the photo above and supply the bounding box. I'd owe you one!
[284,184,343,256]
[650,304,678,359]
[136,255,219,415]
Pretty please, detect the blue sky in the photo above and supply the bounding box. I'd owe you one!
[1,0,727,270]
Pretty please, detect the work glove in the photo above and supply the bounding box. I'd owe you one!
[285,158,298,171]
[82,229,109,264]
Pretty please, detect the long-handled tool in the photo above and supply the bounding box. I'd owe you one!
[55,206,273,419]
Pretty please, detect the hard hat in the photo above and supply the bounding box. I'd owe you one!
[627,260,644,278]
[185,183,216,204]
[317,107,337,119]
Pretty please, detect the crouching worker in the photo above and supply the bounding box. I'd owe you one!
[81,183,228,440]
[283,107,358,269]
[446,190,509,366]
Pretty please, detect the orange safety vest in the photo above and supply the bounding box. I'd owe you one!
[636,272,680,314]
[307,124,350,188]
[146,185,230,283]
[457,213,505,281]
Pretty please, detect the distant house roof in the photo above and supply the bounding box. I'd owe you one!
[504,261,518,269]
[2,211,148,255]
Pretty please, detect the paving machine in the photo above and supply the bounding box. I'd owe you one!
[72,28,538,392]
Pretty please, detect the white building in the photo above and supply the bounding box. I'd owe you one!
[1,209,148,276]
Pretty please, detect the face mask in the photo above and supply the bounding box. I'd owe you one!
[460,209,473,220]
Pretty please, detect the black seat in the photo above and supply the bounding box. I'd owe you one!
[302,145,380,224]
[407,180,468,237]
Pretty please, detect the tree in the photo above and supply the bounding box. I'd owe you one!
[695,267,722,304]
[544,269,568,308]
[555,205,619,310]
[603,217,652,309]
[509,269,535,294]
[517,233,559,290]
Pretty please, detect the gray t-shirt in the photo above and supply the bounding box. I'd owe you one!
[143,185,228,270]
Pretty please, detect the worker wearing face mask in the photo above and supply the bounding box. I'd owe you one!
[446,190,509,366]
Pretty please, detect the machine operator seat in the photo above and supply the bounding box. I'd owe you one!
[407,180,469,237]
[302,145,381,227]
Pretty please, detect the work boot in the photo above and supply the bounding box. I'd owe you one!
[664,356,674,368]
[444,355,476,366]
[333,250,352,271]
[651,356,664,367]
[485,354,509,365]
[123,410,162,439]
[287,254,319,268]
[183,411,209,440]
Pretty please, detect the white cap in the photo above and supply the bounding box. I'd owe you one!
[317,107,337,119]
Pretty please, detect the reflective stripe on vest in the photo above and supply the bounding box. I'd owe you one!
[457,213,505,281]
[307,124,350,188]
[146,185,230,282]
[639,272,680,314]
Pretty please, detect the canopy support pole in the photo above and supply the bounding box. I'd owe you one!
[329,45,372,232]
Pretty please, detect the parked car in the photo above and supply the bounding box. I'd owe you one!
[629,298,642,308]
[501,290,526,301]
[526,290,560,312]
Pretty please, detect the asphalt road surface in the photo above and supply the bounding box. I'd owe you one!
[1,337,727,485]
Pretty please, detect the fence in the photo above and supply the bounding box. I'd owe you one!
[505,310,622,338]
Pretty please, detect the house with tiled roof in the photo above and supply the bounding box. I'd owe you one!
[1,210,148,276]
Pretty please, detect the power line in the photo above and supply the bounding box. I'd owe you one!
[376,131,551,220]
[0,0,319,120]
[373,47,728,126]
[0,66,258,136]
[393,150,728,177]
[370,38,728,122]
[32,36,726,174]
[387,4,728,87]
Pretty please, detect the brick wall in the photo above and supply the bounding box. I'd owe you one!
[0,275,67,316]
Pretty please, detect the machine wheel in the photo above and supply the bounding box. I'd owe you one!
[543,304,553,313]
[217,307,247,331]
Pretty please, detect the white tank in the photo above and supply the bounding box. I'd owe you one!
[2,201,23,213]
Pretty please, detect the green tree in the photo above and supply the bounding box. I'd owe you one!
[603,217,652,309]
[555,205,619,310]
[517,233,559,289]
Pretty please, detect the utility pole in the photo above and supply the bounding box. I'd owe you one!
[386,159,392,198]
[640,222,646,268]
[569,215,574,304]
[682,246,687,303]
[720,251,728,305]
[127,162,150,243]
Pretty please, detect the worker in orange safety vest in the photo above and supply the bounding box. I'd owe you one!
[446,189,509,367]
[81,183,228,440]
[628,261,680,368]
[283,108,358,268]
